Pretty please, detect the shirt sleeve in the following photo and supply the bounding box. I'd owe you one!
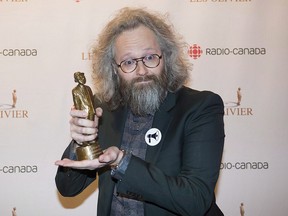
[111,151,132,181]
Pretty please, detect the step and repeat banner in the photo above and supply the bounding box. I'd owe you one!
[1,0,287,215]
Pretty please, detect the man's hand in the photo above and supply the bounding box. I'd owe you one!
[55,146,124,170]
[70,107,103,144]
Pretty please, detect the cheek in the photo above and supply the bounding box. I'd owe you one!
[153,62,164,76]
[117,71,134,83]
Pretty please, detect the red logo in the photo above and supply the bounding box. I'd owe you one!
[188,44,203,60]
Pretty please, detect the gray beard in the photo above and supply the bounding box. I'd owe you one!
[120,74,167,116]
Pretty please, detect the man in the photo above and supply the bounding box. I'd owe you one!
[55,7,225,216]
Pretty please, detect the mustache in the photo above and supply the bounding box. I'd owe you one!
[132,75,156,84]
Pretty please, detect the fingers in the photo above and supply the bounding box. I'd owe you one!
[55,158,74,167]
[70,108,87,118]
[70,117,98,131]
[95,107,103,117]
[70,107,102,127]
[69,107,103,143]
[55,158,105,170]
[55,146,123,170]
[70,119,98,142]
[98,147,123,165]
[71,133,98,143]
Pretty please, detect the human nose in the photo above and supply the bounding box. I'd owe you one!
[135,60,148,76]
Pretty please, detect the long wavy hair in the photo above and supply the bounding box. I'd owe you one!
[91,7,192,110]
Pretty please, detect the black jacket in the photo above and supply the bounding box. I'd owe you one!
[55,87,225,216]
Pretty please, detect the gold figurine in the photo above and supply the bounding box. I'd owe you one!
[72,72,103,160]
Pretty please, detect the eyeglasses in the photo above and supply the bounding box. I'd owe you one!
[116,54,162,73]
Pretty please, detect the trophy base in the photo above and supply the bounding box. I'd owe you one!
[76,142,103,161]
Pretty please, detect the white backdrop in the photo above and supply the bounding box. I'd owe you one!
[1,0,287,215]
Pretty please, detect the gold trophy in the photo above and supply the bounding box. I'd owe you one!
[72,71,103,160]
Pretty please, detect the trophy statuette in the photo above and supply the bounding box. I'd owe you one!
[72,71,103,160]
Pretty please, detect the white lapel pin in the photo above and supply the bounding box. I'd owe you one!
[145,128,162,146]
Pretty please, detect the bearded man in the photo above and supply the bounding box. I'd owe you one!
[55,7,225,216]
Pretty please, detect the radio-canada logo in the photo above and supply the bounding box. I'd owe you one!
[0,89,28,118]
[188,44,266,60]
[188,44,203,60]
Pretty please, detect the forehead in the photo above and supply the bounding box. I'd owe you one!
[114,25,160,60]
